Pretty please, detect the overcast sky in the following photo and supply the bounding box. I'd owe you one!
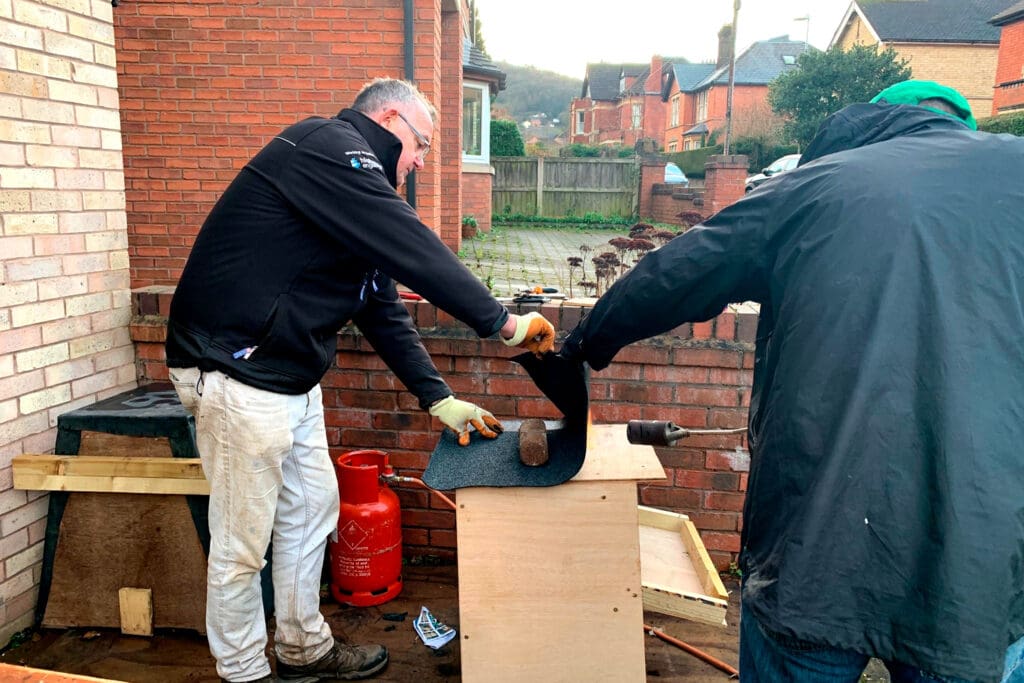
[472,0,854,79]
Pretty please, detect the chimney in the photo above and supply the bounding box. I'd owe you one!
[646,55,663,93]
[717,24,734,69]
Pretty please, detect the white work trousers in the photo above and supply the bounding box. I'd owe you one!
[170,368,338,682]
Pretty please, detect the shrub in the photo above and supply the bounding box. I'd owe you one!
[491,120,525,156]
[978,111,1024,137]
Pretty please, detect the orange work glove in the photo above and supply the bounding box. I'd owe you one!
[501,312,555,358]
[429,395,504,447]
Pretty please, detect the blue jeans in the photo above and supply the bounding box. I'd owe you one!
[741,603,1023,683]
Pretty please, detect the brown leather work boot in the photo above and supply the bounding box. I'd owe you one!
[276,640,389,681]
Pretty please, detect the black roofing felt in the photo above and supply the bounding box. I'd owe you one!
[991,0,1024,25]
[856,0,1009,43]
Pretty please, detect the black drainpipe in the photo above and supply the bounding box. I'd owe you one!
[403,0,416,207]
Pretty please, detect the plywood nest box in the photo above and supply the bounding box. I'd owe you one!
[455,424,729,682]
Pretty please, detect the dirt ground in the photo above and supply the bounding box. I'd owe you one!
[0,564,745,682]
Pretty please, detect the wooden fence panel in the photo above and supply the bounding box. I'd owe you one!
[492,157,638,218]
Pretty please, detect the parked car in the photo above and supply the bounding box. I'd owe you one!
[745,153,801,193]
[664,162,689,186]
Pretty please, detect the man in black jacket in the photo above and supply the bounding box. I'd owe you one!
[167,78,554,683]
[561,81,1024,682]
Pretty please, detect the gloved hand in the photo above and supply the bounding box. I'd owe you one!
[501,312,555,357]
[429,395,504,447]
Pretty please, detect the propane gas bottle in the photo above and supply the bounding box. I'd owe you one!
[329,450,403,606]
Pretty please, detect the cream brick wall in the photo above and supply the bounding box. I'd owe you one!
[0,0,135,644]
[835,14,998,117]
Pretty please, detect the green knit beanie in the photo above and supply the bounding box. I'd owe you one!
[870,79,977,130]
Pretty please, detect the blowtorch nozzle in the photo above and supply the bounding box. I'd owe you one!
[626,420,690,446]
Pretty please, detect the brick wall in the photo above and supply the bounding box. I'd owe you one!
[114,0,463,287]
[994,21,1024,114]
[130,296,755,570]
[0,0,137,644]
[460,166,492,233]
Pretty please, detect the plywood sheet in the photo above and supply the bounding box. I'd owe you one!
[42,433,207,633]
[573,424,665,482]
[457,480,646,682]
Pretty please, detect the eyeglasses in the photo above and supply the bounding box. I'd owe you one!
[396,111,431,160]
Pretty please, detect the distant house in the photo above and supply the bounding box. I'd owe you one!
[990,1,1024,114]
[569,62,647,145]
[662,32,808,151]
[462,39,507,234]
[830,0,1008,116]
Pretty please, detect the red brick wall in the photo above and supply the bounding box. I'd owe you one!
[114,0,461,287]
[704,84,766,138]
[130,296,754,569]
[438,5,462,251]
[993,20,1024,114]
[461,170,493,233]
[704,155,748,216]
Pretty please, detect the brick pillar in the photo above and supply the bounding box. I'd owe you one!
[638,154,668,218]
[704,155,748,216]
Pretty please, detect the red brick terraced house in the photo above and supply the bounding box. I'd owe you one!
[569,62,647,145]
[830,0,1010,118]
[663,35,808,152]
[990,1,1024,114]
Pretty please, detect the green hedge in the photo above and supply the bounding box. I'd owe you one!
[978,111,1024,137]
[667,138,799,178]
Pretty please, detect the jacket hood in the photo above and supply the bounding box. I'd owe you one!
[336,108,403,188]
[799,102,972,166]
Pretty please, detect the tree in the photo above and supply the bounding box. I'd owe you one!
[769,44,911,147]
[490,119,525,156]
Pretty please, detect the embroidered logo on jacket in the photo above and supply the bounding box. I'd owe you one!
[345,150,383,173]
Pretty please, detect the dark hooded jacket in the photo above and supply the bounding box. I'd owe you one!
[565,104,1024,680]
[165,109,508,407]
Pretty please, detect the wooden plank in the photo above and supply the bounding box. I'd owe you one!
[572,424,666,483]
[118,587,153,636]
[457,479,646,682]
[0,663,128,682]
[13,455,209,495]
[637,505,729,628]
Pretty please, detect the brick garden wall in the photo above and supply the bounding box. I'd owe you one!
[131,294,755,570]
[113,0,459,288]
[0,0,137,644]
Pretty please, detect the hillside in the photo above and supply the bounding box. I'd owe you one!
[492,61,581,132]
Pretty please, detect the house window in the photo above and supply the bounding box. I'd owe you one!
[668,141,678,152]
[671,96,680,127]
[577,110,585,134]
[462,82,490,163]
[631,102,641,129]
[696,90,708,122]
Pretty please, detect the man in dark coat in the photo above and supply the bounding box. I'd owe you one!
[561,81,1024,682]
[167,78,554,682]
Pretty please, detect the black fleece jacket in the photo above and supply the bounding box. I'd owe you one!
[166,109,508,408]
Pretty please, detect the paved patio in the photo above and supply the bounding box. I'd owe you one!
[458,224,642,297]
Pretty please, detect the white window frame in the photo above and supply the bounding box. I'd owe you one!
[671,95,680,127]
[462,81,490,164]
[631,102,642,129]
[576,110,585,134]
[696,90,708,122]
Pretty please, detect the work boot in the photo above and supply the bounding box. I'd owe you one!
[277,640,389,681]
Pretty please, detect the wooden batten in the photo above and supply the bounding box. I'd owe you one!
[13,455,209,495]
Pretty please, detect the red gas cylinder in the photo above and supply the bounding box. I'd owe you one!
[329,449,403,606]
